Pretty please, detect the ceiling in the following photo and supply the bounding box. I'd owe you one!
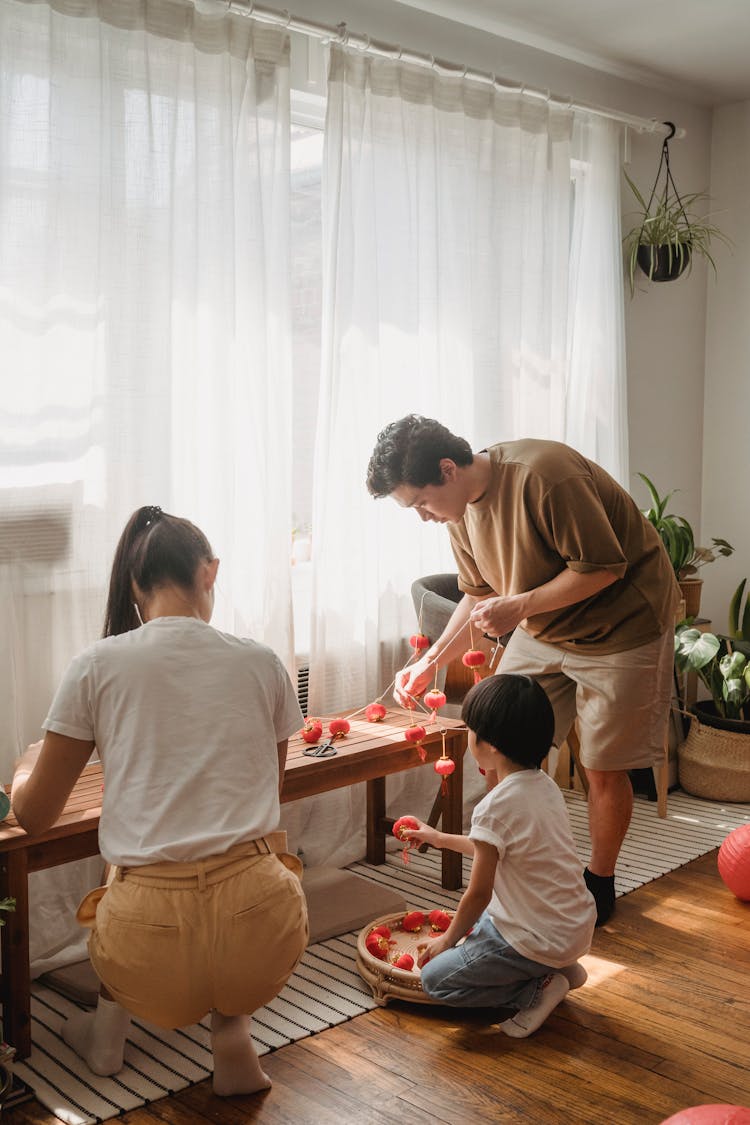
[392,0,750,108]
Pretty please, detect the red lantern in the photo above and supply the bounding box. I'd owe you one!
[392,815,420,864]
[401,910,425,933]
[717,824,750,901]
[462,648,486,684]
[424,689,446,722]
[300,718,323,744]
[434,755,455,796]
[328,718,350,739]
[365,932,391,961]
[392,952,415,971]
[370,923,391,940]
[409,633,430,652]
[365,702,387,723]
[392,815,420,841]
[404,724,427,762]
[428,909,451,933]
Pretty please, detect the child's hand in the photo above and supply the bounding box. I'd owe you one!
[401,819,440,849]
[417,934,451,968]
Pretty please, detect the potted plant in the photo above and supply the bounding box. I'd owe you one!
[727,577,750,657]
[674,622,750,802]
[623,173,730,295]
[637,473,733,618]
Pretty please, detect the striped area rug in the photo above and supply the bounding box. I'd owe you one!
[15,789,750,1125]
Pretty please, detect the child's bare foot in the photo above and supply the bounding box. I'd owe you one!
[210,1011,271,1096]
[500,972,569,1038]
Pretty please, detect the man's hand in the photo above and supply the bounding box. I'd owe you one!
[393,656,436,708]
[469,593,529,637]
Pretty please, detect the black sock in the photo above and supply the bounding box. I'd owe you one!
[584,867,616,927]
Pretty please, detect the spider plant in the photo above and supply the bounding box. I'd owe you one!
[623,171,731,295]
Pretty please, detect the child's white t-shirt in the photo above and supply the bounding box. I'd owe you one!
[43,617,303,867]
[469,769,596,967]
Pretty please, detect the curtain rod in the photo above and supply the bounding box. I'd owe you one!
[225,0,684,139]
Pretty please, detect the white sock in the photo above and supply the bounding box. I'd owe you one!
[500,972,570,1039]
[62,995,131,1076]
[560,962,588,990]
[211,1011,272,1097]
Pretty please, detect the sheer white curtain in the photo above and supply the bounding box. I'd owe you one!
[310,47,580,718]
[567,116,629,484]
[0,0,292,971]
[290,49,590,869]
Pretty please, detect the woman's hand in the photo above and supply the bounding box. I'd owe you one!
[417,934,451,968]
[393,656,436,708]
[469,594,529,637]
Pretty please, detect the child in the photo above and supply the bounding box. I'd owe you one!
[12,506,308,1093]
[403,673,596,1037]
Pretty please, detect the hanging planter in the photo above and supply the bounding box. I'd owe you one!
[636,241,691,283]
[623,122,730,295]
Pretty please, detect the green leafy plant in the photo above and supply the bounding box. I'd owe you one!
[637,473,733,580]
[728,578,750,641]
[675,624,750,722]
[0,898,14,926]
[623,171,731,296]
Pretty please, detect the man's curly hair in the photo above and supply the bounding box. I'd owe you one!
[366,415,473,498]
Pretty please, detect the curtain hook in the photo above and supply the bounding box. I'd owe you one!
[336,21,348,45]
[663,121,676,141]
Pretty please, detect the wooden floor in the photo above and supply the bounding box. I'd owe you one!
[11,850,750,1125]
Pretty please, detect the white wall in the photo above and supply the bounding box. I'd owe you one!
[703,100,750,633]
[289,0,712,525]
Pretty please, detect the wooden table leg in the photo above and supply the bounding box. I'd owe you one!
[0,850,31,1059]
[440,738,464,890]
[366,776,386,865]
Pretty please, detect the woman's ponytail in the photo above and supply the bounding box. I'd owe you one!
[102,506,212,637]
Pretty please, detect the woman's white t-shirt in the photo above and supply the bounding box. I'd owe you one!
[469,769,596,967]
[43,617,303,867]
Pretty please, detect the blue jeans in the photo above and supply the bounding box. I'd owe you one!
[420,911,554,1011]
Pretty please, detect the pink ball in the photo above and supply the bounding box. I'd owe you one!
[660,1107,750,1125]
[717,824,750,901]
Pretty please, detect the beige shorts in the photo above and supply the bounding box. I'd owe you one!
[499,626,674,771]
[82,837,308,1028]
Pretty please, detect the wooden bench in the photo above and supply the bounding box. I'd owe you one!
[0,708,467,1058]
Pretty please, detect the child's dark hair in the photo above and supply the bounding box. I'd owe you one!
[461,674,554,769]
[366,415,473,497]
[103,506,214,637]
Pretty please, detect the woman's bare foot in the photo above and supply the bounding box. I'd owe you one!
[210,1011,271,1096]
[62,995,130,1076]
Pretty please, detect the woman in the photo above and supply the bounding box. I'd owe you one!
[12,506,307,1095]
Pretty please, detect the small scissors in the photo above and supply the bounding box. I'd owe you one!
[302,738,338,758]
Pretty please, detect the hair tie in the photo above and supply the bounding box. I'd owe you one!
[137,505,163,532]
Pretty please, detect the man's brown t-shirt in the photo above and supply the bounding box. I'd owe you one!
[448,439,680,654]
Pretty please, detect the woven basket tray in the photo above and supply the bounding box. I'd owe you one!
[355,910,455,1006]
[678,716,750,802]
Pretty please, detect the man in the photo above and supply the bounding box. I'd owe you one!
[366,415,679,925]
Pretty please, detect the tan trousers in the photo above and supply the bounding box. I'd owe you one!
[78,835,308,1028]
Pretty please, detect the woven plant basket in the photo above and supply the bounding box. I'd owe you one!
[678,707,750,802]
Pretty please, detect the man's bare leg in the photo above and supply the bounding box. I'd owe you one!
[583,768,633,925]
